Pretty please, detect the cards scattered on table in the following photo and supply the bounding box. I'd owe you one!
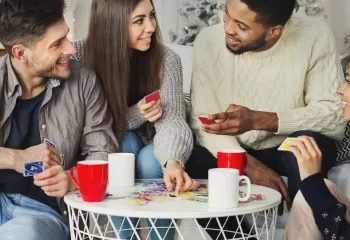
[186,197,208,203]
[278,138,296,151]
[144,90,160,104]
[23,161,44,177]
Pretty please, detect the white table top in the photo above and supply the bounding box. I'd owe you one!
[64,180,281,219]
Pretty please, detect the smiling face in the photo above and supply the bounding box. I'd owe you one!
[24,20,77,80]
[339,64,350,121]
[224,0,282,55]
[128,0,156,52]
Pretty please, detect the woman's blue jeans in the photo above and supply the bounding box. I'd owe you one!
[112,131,175,240]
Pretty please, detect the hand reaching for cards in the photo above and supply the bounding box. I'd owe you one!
[288,136,322,181]
[245,154,292,215]
[163,159,200,195]
[202,104,254,136]
[14,143,62,173]
[138,99,162,122]
[34,165,76,198]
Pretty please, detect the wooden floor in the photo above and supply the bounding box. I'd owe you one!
[0,50,7,56]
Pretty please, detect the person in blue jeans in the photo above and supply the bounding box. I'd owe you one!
[0,1,118,239]
[112,131,173,240]
[71,0,200,239]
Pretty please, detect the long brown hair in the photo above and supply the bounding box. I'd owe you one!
[85,0,164,139]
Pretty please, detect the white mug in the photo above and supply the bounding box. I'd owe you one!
[108,153,135,187]
[209,168,251,208]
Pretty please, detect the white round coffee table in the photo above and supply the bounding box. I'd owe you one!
[64,180,281,240]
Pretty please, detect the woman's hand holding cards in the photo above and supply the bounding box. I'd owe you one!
[138,99,162,122]
[14,143,62,173]
[163,159,200,195]
[288,136,322,181]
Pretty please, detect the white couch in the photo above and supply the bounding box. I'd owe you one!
[166,43,350,239]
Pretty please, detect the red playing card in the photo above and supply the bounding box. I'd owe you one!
[144,90,161,104]
[198,116,216,125]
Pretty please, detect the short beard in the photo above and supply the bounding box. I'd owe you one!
[226,31,267,55]
[32,54,69,80]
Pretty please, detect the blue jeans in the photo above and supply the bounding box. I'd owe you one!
[112,131,175,240]
[0,193,69,240]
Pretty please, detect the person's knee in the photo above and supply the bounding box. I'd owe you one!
[289,130,333,147]
[0,216,67,240]
[121,131,143,155]
[289,130,321,138]
[136,144,163,179]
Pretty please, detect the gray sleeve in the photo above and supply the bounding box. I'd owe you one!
[153,47,194,166]
[126,104,148,130]
[79,67,119,160]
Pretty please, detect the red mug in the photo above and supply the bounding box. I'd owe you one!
[70,160,108,202]
[217,150,247,175]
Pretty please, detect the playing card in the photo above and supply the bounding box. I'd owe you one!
[134,195,153,202]
[148,187,167,191]
[169,191,196,197]
[142,189,168,194]
[144,90,160,104]
[151,196,172,202]
[135,179,164,184]
[239,193,265,201]
[250,194,264,200]
[142,183,156,188]
[154,182,167,187]
[44,138,56,149]
[23,161,44,177]
[198,116,216,125]
[192,189,208,197]
[186,197,208,203]
[278,138,296,151]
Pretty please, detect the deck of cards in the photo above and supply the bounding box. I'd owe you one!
[144,90,160,104]
[278,138,296,151]
[23,138,63,177]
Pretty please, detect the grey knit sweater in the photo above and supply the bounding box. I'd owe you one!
[71,41,193,166]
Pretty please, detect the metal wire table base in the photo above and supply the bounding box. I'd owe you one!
[67,205,278,240]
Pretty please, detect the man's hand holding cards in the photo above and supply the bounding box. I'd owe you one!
[138,90,163,122]
[22,139,62,177]
[198,116,216,125]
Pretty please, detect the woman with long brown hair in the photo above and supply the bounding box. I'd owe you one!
[72,0,199,239]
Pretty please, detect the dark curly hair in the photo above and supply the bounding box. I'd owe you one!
[240,0,296,27]
[0,0,66,54]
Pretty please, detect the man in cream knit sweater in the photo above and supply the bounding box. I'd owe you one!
[186,0,346,215]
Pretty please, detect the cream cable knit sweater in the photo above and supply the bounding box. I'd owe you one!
[190,15,346,157]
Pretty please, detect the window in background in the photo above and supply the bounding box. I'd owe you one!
[171,0,325,46]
